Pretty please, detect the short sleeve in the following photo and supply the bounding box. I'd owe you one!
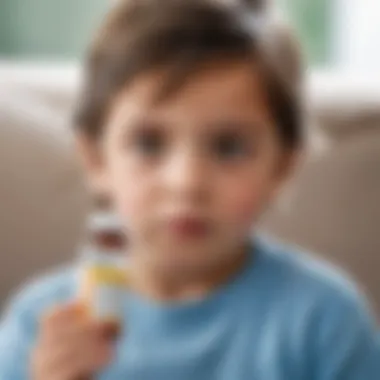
[314,288,380,380]
[0,268,74,380]
[0,295,36,380]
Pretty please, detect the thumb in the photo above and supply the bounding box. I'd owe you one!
[97,320,121,341]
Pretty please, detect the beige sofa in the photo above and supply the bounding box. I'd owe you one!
[0,63,379,319]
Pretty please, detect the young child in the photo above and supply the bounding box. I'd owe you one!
[0,0,378,379]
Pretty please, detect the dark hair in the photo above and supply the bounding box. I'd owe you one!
[74,0,304,149]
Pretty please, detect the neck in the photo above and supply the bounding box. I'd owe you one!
[127,244,249,303]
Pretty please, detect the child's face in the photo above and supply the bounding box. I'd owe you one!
[80,60,295,271]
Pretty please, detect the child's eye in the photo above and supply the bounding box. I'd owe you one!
[133,129,166,158]
[211,132,249,161]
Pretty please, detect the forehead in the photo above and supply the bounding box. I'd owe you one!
[109,60,273,126]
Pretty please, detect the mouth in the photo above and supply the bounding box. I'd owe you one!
[166,215,212,239]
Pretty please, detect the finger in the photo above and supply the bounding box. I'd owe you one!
[36,320,115,368]
[96,320,121,341]
[36,337,113,378]
[41,318,102,349]
[42,302,85,327]
[44,318,122,344]
[40,303,87,340]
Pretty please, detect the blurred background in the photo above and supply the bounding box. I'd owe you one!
[1,0,380,69]
[0,0,379,319]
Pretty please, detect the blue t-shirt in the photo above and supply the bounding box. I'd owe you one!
[0,238,379,380]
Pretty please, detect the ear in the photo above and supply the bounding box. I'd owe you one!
[277,148,303,182]
[75,133,109,194]
[271,148,303,200]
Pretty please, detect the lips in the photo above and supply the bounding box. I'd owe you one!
[166,216,211,238]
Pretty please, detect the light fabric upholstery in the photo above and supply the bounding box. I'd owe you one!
[263,128,380,318]
[0,69,90,306]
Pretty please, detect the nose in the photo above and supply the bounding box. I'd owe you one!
[161,148,208,203]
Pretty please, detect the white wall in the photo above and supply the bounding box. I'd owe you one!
[333,0,380,72]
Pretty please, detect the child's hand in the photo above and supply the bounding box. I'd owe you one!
[31,303,115,380]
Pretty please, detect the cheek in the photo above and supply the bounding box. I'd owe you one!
[224,188,262,225]
[113,182,142,219]
[219,176,275,226]
[112,178,153,222]
[103,154,152,219]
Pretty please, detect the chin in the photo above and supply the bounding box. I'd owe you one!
[154,246,221,271]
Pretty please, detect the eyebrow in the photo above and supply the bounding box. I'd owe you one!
[204,118,263,132]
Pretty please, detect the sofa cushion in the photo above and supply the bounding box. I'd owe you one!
[263,128,380,318]
[0,83,90,306]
